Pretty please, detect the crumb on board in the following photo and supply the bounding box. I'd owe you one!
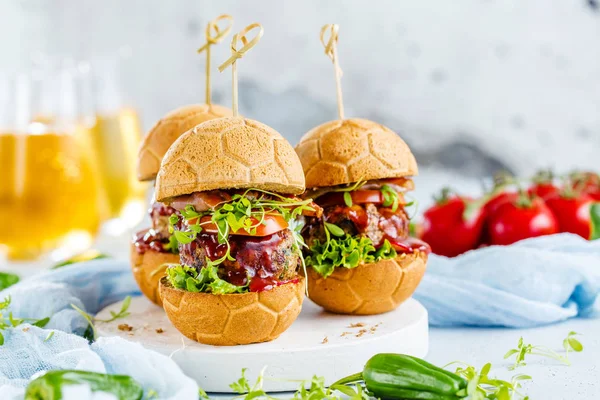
[322,336,329,344]
[156,328,164,334]
[22,327,30,332]
[348,322,366,328]
[340,331,352,337]
[118,323,133,332]
[356,329,368,338]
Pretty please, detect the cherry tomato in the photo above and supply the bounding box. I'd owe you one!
[570,171,600,200]
[545,194,595,239]
[488,197,558,245]
[189,215,288,237]
[420,196,486,257]
[485,191,518,215]
[316,190,384,207]
[527,183,560,200]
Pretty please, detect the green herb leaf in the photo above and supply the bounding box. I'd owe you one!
[51,250,109,269]
[173,230,196,245]
[71,303,97,341]
[96,296,132,323]
[0,331,4,345]
[0,296,11,310]
[198,387,209,399]
[32,317,50,328]
[324,222,345,237]
[0,272,19,291]
[343,192,353,207]
[44,331,55,342]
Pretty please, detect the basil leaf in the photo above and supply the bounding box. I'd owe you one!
[0,272,19,291]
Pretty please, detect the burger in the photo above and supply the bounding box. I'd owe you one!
[295,118,430,315]
[131,104,232,306]
[155,116,318,346]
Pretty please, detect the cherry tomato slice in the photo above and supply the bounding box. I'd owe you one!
[316,190,384,207]
[188,214,288,237]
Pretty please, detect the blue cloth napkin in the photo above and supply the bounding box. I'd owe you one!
[414,233,600,327]
[0,260,198,400]
[0,233,598,399]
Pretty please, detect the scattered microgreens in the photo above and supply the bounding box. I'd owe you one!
[306,222,396,278]
[167,189,314,293]
[70,296,132,341]
[230,367,368,400]
[447,361,531,400]
[222,332,583,400]
[230,367,277,400]
[0,296,52,346]
[147,389,159,399]
[504,333,583,370]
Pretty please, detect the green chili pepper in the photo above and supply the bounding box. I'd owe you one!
[334,353,468,400]
[24,370,143,400]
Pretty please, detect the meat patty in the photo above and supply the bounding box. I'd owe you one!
[178,228,299,287]
[303,203,409,247]
[149,202,177,239]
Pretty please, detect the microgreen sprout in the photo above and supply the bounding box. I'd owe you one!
[70,296,132,341]
[95,296,131,323]
[0,296,51,346]
[504,333,583,370]
[168,188,314,293]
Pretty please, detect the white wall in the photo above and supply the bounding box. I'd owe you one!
[2,0,599,177]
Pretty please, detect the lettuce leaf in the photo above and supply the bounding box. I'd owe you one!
[306,235,397,278]
[166,264,248,294]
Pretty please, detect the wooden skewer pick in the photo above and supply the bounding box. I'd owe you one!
[218,23,264,117]
[197,14,234,105]
[320,24,344,120]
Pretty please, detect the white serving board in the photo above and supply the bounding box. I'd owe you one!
[97,296,428,393]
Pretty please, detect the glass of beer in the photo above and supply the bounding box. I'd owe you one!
[82,54,147,236]
[0,69,104,261]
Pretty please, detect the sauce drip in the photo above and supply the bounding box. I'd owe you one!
[178,230,299,292]
[386,236,431,255]
[133,229,170,254]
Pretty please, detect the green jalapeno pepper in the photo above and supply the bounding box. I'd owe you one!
[24,370,144,400]
[334,353,468,400]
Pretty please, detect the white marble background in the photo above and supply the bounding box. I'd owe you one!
[2,0,599,178]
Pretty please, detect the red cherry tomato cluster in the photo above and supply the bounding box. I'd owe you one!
[419,170,600,257]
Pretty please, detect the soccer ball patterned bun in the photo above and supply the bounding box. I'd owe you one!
[155,117,306,202]
[295,118,418,188]
[136,104,232,181]
[129,243,179,307]
[159,276,305,345]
